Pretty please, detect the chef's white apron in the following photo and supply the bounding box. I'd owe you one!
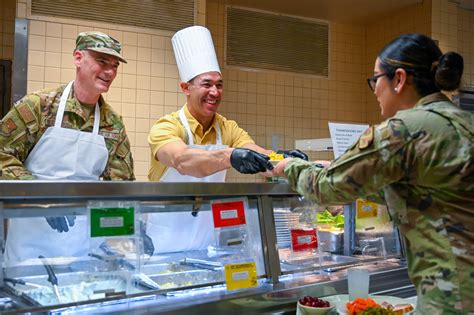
[5,81,108,264]
[147,109,227,253]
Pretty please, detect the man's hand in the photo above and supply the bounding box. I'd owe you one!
[45,216,76,233]
[277,149,308,160]
[230,148,273,174]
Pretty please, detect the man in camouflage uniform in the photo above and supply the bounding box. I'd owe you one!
[0,31,136,264]
[279,93,473,314]
[0,31,134,180]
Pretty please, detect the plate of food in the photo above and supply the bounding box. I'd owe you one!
[324,295,414,314]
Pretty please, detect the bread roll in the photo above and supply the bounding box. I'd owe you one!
[393,303,414,314]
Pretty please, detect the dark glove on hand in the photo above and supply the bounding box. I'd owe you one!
[45,215,76,233]
[277,149,309,161]
[143,233,155,257]
[140,222,155,257]
[230,148,273,174]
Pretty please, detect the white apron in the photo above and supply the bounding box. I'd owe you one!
[5,81,108,264]
[147,109,227,253]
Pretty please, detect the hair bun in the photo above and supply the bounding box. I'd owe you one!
[434,52,464,91]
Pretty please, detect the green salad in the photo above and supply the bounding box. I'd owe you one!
[316,209,344,228]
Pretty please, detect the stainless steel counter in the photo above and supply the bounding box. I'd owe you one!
[0,181,295,200]
[0,181,412,314]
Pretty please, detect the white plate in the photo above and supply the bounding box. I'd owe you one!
[324,294,415,314]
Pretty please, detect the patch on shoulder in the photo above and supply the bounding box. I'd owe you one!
[378,120,391,140]
[358,126,374,149]
[0,118,17,136]
[16,104,36,124]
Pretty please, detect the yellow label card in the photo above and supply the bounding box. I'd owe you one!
[356,199,378,218]
[225,262,257,291]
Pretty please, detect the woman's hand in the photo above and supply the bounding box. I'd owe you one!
[272,159,332,178]
[272,158,293,177]
[314,160,331,168]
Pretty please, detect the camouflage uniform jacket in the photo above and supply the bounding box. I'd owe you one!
[0,84,135,180]
[285,93,474,314]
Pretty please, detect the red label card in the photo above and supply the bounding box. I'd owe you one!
[212,200,246,228]
[290,228,317,252]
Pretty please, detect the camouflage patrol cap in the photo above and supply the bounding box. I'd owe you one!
[75,31,127,63]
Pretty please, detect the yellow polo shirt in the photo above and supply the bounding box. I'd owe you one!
[148,105,255,181]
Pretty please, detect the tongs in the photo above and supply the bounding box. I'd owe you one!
[4,277,45,289]
[98,242,136,271]
[89,243,161,290]
[38,255,63,304]
[180,258,223,271]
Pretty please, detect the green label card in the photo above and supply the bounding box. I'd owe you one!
[90,207,135,237]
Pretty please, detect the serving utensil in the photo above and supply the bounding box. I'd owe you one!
[38,255,63,304]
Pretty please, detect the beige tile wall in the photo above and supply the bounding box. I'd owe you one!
[10,0,472,182]
[0,0,15,60]
[22,19,181,181]
[365,0,432,125]
[432,0,458,53]
[207,0,368,182]
[16,0,207,181]
[365,0,474,124]
[458,7,474,87]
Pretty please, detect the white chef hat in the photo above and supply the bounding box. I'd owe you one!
[172,26,221,82]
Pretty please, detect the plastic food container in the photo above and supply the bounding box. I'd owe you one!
[317,230,343,253]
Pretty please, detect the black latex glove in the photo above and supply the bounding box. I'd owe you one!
[140,222,155,257]
[143,233,155,257]
[45,215,76,233]
[230,148,273,174]
[277,149,309,161]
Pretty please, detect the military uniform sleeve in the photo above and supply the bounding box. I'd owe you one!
[0,95,42,180]
[102,125,135,181]
[284,119,417,206]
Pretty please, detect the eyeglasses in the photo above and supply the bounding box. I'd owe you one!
[367,73,387,92]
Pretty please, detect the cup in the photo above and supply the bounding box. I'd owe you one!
[347,267,369,301]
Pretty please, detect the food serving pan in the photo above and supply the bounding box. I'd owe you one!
[318,230,344,253]
[6,271,134,306]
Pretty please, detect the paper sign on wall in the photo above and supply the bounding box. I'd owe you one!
[225,262,258,290]
[328,122,369,159]
[211,198,247,228]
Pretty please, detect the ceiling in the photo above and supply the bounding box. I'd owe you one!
[226,0,424,24]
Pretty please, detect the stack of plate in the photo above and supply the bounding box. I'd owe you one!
[274,208,300,248]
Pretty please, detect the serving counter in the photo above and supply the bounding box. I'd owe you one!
[0,182,414,314]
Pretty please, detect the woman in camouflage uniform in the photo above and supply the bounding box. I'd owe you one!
[274,33,473,314]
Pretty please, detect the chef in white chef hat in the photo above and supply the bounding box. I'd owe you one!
[146,25,276,253]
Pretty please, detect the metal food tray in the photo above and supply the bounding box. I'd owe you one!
[6,272,135,306]
[142,262,224,290]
